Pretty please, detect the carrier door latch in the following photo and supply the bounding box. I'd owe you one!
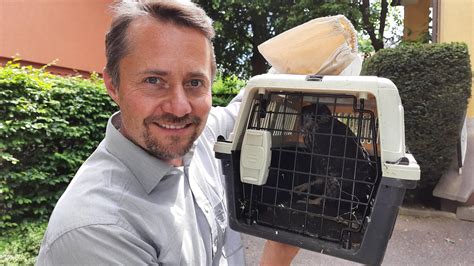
[240,129,272,185]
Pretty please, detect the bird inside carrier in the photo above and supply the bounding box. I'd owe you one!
[215,74,420,264]
[240,90,379,245]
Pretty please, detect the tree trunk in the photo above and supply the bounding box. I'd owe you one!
[251,46,268,76]
[359,0,388,51]
[249,11,271,76]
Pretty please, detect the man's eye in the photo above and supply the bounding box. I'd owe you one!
[189,79,203,87]
[144,77,160,84]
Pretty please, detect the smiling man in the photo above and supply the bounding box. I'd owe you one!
[36,0,298,265]
[106,13,214,168]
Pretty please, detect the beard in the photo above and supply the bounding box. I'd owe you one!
[142,114,202,160]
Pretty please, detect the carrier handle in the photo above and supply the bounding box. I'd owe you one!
[305,74,324,81]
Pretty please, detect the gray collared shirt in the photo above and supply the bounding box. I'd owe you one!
[36,98,244,265]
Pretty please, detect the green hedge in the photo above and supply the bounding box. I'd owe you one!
[0,61,117,228]
[212,74,245,106]
[0,61,244,228]
[362,42,472,189]
[0,221,47,264]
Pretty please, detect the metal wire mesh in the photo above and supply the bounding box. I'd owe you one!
[239,92,380,249]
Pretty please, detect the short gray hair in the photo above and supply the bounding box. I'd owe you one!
[105,0,216,87]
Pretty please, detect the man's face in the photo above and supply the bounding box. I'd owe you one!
[105,17,213,165]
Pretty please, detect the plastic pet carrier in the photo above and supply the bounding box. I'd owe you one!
[215,74,420,265]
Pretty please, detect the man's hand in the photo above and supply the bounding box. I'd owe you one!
[260,240,300,266]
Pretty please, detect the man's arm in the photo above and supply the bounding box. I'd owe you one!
[36,224,158,265]
[260,240,300,266]
[207,89,244,139]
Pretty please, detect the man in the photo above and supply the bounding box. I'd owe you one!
[37,0,297,265]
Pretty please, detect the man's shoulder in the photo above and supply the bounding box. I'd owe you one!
[40,214,121,248]
[36,222,156,265]
[41,145,137,247]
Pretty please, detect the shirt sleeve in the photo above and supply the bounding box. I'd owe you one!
[36,224,159,265]
[206,89,244,140]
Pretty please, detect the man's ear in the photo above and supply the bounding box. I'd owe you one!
[103,70,120,106]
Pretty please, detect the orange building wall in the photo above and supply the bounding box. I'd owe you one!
[438,0,474,117]
[0,0,113,74]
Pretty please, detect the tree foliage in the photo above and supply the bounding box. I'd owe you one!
[195,0,402,77]
[195,0,361,78]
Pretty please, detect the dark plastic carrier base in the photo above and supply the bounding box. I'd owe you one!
[216,151,411,265]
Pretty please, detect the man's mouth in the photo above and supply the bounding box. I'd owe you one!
[156,122,190,130]
[145,114,200,132]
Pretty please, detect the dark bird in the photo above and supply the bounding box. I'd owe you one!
[299,103,376,208]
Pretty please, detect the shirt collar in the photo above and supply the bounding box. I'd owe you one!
[104,112,174,194]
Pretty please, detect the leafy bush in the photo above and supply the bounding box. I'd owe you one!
[362,42,472,189]
[0,61,244,228]
[0,221,47,264]
[0,61,117,228]
[212,74,245,106]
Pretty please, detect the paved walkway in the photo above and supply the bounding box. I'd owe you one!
[243,209,474,265]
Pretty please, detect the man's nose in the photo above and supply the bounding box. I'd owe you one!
[161,86,192,117]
